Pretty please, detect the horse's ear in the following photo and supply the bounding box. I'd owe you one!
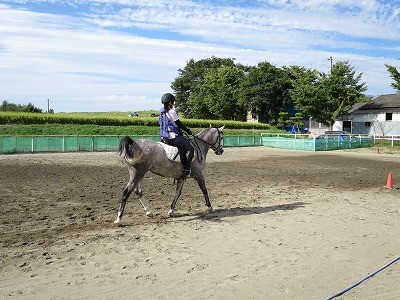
[220,125,225,131]
[209,124,212,128]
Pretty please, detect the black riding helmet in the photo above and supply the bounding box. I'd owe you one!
[161,93,175,104]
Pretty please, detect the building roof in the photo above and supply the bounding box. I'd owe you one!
[348,94,400,114]
[347,102,367,113]
[358,94,400,110]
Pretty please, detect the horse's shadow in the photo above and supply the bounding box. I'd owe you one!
[173,201,307,222]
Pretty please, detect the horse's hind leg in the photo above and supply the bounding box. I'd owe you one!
[195,175,213,213]
[114,181,134,224]
[168,177,185,217]
[114,169,152,224]
[135,180,153,217]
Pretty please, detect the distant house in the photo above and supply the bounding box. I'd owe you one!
[334,94,400,136]
[246,110,259,122]
[308,119,330,135]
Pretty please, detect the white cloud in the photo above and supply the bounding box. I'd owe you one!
[0,1,399,112]
[115,0,383,42]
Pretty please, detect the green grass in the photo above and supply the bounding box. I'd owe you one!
[0,111,274,130]
[0,124,159,136]
[0,111,283,136]
[63,111,159,117]
[0,123,281,136]
[373,139,400,153]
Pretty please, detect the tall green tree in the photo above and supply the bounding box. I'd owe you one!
[171,56,238,117]
[290,61,367,127]
[241,62,293,124]
[385,64,400,92]
[187,65,247,120]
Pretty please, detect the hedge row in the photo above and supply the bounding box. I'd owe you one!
[0,112,271,130]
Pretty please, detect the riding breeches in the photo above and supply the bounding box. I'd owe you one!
[169,136,194,169]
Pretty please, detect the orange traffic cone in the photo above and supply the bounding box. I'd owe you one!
[385,173,393,189]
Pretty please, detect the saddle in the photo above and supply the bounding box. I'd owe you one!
[158,142,181,162]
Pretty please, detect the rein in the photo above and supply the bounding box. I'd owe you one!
[189,127,224,161]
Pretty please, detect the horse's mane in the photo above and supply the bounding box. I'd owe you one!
[195,126,216,139]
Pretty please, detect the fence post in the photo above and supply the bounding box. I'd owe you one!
[313,134,316,151]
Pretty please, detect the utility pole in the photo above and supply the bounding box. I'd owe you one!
[328,56,333,73]
[47,99,49,113]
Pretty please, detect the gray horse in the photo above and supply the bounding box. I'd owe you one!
[114,126,224,224]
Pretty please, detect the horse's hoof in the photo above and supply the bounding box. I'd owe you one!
[207,206,214,213]
[146,211,153,217]
[168,209,174,217]
[114,218,121,224]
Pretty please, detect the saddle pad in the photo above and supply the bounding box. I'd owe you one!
[158,142,180,162]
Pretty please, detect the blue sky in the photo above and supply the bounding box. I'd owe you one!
[1,0,399,112]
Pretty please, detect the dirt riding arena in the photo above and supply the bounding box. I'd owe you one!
[1,147,399,299]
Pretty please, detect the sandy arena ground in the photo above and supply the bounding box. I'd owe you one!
[0,147,399,300]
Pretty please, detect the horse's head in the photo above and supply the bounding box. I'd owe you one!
[194,126,224,155]
[210,126,224,155]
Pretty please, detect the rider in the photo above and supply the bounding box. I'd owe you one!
[159,93,194,176]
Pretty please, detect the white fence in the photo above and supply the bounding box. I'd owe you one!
[372,135,400,147]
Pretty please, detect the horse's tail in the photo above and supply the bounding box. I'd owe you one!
[117,136,143,165]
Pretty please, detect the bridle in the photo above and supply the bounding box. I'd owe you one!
[192,127,224,157]
[208,127,224,155]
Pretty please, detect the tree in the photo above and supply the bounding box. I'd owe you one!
[241,62,293,124]
[171,56,238,117]
[287,112,306,133]
[385,64,400,92]
[277,111,289,130]
[290,61,367,128]
[1,100,43,113]
[187,65,247,120]
[372,120,396,137]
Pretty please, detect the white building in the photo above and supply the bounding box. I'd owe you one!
[334,94,400,136]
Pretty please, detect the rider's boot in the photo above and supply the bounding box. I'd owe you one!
[183,150,194,176]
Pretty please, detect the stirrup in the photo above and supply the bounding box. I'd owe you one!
[182,168,191,176]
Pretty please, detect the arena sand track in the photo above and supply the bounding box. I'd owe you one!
[1,147,399,300]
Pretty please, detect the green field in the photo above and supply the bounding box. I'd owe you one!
[0,124,278,136]
[2,112,400,154]
[0,111,280,136]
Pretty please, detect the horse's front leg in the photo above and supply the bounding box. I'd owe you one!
[168,177,185,217]
[195,176,213,213]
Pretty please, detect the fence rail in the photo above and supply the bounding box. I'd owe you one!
[0,135,262,154]
[3,133,393,154]
[261,133,374,151]
[372,135,400,147]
